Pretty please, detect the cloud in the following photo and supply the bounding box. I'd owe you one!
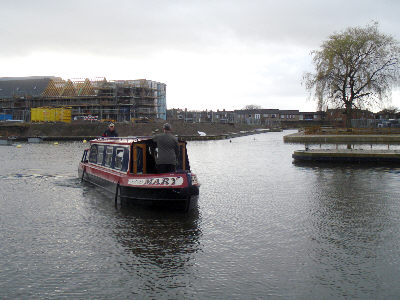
[1,0,400,111]
[2,0,400,57]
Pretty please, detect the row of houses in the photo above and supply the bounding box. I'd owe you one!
[168,108,400,128]
[167,108,323,127]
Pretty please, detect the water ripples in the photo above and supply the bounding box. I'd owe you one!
[1,133,400,298]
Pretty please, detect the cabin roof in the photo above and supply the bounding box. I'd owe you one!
[91,136,153,145]
[90,135,186,145]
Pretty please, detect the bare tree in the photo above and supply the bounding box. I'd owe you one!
[378,106,399,119]
[304,23,400,128]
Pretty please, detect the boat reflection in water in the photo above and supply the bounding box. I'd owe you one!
[115,207,201,273]
[78,137,200,211]
[80,185,202,296]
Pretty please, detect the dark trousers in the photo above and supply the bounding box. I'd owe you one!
[156,164,176,174]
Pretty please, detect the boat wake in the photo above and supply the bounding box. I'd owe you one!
[0,170,75,181]
[0,171,83,189]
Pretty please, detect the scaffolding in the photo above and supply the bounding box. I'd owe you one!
[0,77,167,122]
[30,78,166,122]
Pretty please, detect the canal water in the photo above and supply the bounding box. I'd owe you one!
[1,131,400,299]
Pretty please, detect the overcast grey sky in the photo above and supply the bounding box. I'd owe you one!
[1,0,400,111]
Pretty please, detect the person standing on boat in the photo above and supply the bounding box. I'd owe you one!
[152,123,179,173]
[102,123,118,137]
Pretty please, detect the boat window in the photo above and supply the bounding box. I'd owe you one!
[88,145,98,163]
[97,145,104,165]
[137,146,143,173]
[177,144,184,170]
[121,148,129,172]
[184,147,190,171]
[104,146,113,167]
[145,142,157,174]
[81,149,88,163]
[114,148,124,170]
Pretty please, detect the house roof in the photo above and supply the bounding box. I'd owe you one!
[0,77,55,99]
[279,110,300,114]
[234,109,280,114]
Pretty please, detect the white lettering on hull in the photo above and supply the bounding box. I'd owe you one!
[128,176,184,187]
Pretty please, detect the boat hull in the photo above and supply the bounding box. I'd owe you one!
[78,164,199,211]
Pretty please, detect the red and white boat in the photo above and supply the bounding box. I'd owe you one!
[78,137,200,211]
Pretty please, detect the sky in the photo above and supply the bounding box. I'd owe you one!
[1,0,400,112]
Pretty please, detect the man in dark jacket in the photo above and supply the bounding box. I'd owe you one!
[102,123,118,137]
[152,123,179,173]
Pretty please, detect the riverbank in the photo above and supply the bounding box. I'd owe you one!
[0,121,268,141]
[284,131,400,144]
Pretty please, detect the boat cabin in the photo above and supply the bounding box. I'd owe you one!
[82,137,191,174]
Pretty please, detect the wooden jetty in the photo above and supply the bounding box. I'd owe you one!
[292,149,400,163]
[284,132,400,144]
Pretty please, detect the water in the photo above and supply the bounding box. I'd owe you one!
[1,131,400,299]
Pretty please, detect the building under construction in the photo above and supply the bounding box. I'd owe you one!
[0,76,167,122]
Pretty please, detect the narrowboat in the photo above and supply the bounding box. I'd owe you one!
[78,137,200,211]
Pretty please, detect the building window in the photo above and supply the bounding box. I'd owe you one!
[255,114,260,119]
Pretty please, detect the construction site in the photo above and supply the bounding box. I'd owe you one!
[0,76,167,122]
